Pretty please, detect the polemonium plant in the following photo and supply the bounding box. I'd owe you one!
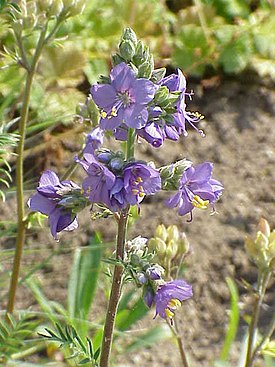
[28,28,223,367]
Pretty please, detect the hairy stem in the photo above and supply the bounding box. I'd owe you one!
[99,126,135,367]
[244,270,271,367]
[99,211,128,367]
[6,25,48,315]
[167,317,189,367]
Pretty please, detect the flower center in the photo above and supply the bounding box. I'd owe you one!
[131,176,145,198]
[165,298,182,320]
[191,195,209,209]
[117,90,133,107]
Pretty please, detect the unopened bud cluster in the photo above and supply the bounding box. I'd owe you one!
[148,224,190,273]
[245,218,275,271]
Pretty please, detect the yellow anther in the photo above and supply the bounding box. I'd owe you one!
[86,186,91,194]
[192,195,209,210]
[107,116,112,119]
[100,111,107,118]
[165,308,174,319]
[138,192,145,198]
[136,176,143,183]
[111,107,117,117]
[168,298,181,310]
[132,189,139,195]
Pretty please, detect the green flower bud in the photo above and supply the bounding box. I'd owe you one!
[167,225,180,243]
[166,239,178,259]
[119,40,136,61]
[138,58,153,79]
[37,0,54,12]
[245,236,258,260]
[258,218,270,238]
[47,0,63,17]
[122,28,138,47]
[133,41,147,65]
[154,86,170,105]
[148,237,166,256]
[130,253,141,267]
[112,53,125,66]
[255,232,269,251]
[151,68,166,83]
[177,232,190,255]
[155,224,168,242]
[67,0,86,16]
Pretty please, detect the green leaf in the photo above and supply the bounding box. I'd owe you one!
[209,0,250,20]
[220,277,239,361]
[172,25,210,76]
[116,297,149,331]
[68,233,102,335]
[219,32,253,73]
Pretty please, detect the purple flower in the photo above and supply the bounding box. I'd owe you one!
[153,280,193,321]
[84,127,104,155]
[144,279,193,321]
[123,162,161,206]
[28,170,79,239]
[166,162,223,218]
[91,62,156,130]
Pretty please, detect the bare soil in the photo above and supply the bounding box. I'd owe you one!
[1,75,274,366]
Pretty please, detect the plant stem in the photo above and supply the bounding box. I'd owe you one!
[167,317,189,367]
[99,211,128,367]
[99,126,136,367]
[6,25,48,315]
[244,270,271,367]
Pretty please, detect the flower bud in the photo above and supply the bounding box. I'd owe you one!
[166,239,178,259]
[47,0,63,16]
[66,0,86,16]
[119,40,136,61]
[37,0,53,12]
[177,232,190,255]
[112,53,125,66]
[258,218,270,238]
[148,237,166,256]
[121,28,138,47]
[245,236,258,260]
[133,41,146,65]
[155,224,168,242]
[138,55,154,79]
[97,151,112,164]
[255,232,269,251]
[130,253,141,267]
[167,225,180,243]
[151,68,166,83]
[109,157,124,172]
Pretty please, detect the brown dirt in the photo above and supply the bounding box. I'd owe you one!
[1,76,274,366]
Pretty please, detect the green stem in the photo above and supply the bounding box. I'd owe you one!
[252,312,275,361]
[6,25,48,315]
[167,317,189,367]
[244,270,271,367]
[99,211,128,367]
[99,127,136,367]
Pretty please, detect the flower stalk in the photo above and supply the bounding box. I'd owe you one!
[244,270,271,367]
[6,24,48,315]
[99,127,136,367]
[167,317,189,367]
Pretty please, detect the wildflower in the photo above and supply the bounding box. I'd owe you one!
[161,69,205,138]
[123,162,161,206]
[166,162,223,218]
[91,62,156,130]
[28,170,79,239]
[153,280,193,322]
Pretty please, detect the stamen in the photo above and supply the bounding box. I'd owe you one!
[165,308,174,319]
[192,195,209,209]
[132,189,139,195]
[100,110,107,118]
[111,107,117,117]
[168,298,181,309]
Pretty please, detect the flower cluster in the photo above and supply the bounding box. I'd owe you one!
[76,127,161,212]
[28,171,80,239]
[91,62,204,148]
[126,236,193,323]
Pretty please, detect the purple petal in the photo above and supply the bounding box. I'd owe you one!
[28,193,55,215]
[110,62,136,92]
[39,170,60,187]
[90,84,116,109]
[134,79,156,104]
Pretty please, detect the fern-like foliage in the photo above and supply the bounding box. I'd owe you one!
[0,313,39,363]
[0,128,19,201]
[39,323,100,366]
